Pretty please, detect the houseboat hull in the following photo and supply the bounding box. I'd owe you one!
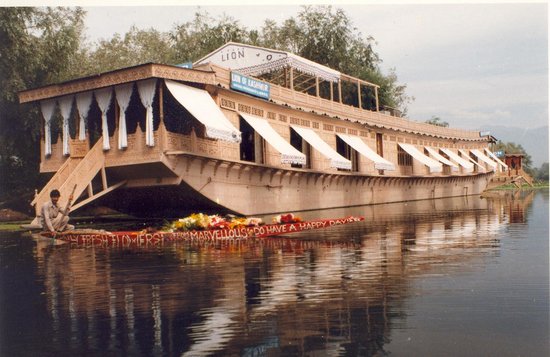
[99,154,494,217]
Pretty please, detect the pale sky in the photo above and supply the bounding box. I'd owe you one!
[10,1,549,132]
[79,2,548,132]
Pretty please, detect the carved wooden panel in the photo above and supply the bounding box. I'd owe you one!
[69,140,89,158]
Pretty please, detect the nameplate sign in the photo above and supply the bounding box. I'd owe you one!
[230,72,270,100]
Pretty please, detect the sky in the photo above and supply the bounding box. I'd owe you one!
[9,1,549,132]
[76,2,548,132]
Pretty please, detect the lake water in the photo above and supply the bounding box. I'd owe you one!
[1,190,548,356]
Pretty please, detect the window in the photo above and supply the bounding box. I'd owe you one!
[398,146,413,166]
[336,136,359,171]
[239,117,264,164]
[290,128,310,168]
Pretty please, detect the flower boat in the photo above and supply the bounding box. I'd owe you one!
[38,214,364,247]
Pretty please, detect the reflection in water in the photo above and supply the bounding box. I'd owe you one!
[18,191,547,355]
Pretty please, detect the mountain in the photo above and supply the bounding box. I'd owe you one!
[479,125,549,167]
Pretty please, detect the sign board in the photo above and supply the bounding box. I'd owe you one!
[230,72,270,100]
[479,131,491,137]
[494,150,504,157]
[176,62,193,69]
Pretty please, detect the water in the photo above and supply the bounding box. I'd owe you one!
[1,190,548,356]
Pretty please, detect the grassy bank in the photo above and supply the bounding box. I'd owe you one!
[0,222,29,232]
[488,182,549,191]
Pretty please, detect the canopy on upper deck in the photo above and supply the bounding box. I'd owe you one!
[239,113,306,165]
[398,143,443,173]
[336,133,395,171]
[290,125,351,170]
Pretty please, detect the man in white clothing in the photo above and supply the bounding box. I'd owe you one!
[41,189,74,233]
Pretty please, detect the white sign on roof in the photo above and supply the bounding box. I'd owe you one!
[196,42,341,83]
[198,43,287,70]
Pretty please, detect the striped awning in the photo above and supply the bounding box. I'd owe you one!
[458,149,486,172]
[484,149,508,170]
[240,113,306,165]
[398,143,443,173]
[337,133,395,171]
[291,125,351,170]
[425,147,459,171]
[470,149,497,171]
[440,148,474,173]
[165,80,241,143]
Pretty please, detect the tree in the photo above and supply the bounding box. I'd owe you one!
[0,7,86,203]
[425,116,449,127]
[79,26,177,75]
[533,162,548,182]
[255,6,412,114]
[171,11,249,65]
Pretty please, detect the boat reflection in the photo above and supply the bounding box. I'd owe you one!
[33,193,534,356]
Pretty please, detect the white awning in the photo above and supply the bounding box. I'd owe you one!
[165,80,241,143]
[239,113,306,165]
[291,125,351,170]
[470,149,497,171]
[337,133,395,171]
[484,148,508,170]
[458,149,486,172]
[440,148,474,173]
[398,143,443,173]
[425,147,459,171]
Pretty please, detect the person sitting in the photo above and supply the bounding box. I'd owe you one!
[41,189,74,233]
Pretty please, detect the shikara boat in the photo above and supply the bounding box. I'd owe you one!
[37,216,364,247]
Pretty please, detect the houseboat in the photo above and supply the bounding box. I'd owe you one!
[19,42,507,223]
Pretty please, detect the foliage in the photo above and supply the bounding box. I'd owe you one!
[254,6,412,114]
[80,26,177,75]
[171,11,249,65]
[0,7,85,200]
[533,162,549,182]
[425,116,449,127]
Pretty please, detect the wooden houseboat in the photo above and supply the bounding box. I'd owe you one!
[19,42,507,223]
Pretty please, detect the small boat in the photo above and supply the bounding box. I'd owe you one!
[37,216,364,247]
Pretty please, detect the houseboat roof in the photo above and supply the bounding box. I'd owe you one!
[196,42,379,89]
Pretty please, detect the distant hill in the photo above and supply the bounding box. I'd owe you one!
[479,125,549,167]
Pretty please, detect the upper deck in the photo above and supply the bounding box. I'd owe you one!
[19,62,483,143]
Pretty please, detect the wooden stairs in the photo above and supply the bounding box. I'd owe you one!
[27,140,126,228]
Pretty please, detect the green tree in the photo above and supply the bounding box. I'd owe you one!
[80,26,177,75]
[0,7,85,204]
[256,6,412,114]
[171,11,249,65]
[425,116,449,127]
[534,162,549,182]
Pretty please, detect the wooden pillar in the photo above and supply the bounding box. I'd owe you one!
[330,81,334,101]
[374,86,379,112]
[158,83,165,150]
[315,76,319,97]
[338,79,342,104]
[357,80,362,109]
[290,67,294,91]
